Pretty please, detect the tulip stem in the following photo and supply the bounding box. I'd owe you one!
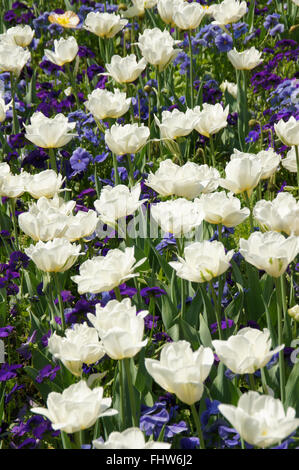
[261,367,268,395]
[209,135,216,168]
[114,286,122,302]
[190,404,205,450]
[274,276,286,404]
[65,62,80,109]
[295,145,299,188]
[119,360,125,430]
[218,224,222,244]
[243,191,254,232]
[53,272,66,331]
[124,358,138,427]
[187,31,194,109]
[9,198,19,250]
[74,430,83,449]
[112,153,120,186]
[209,281,223,340]
[127,154,134,187]
[61,431,72,449]
[48,148,58,173]
[10,72,19,134]
[249,373,256,391]
[155,68,161,116]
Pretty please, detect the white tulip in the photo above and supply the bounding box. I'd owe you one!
[288,305,299,322]
[84,12,128,38]
[25,170,65,199]
[25,238,81,273]
[145,341,214,405]
[145,160,219,199]
[253,193,299,236]
[18,207,69,242]
[227,47,263,70]
[48,323,105,377]
[94,183,145,226]
[282,147,297,173]
[220,80,237,99]
[211,0,247,26]
[105,123,150,155]
[151,198,203,236]
[239,231,299,278]
[274,116,299,147]
[219,155,262,196]
[212,327,284,374]
[71,247,145,294]
[196,191,250,227]
[64,210,98,242]
[192,103,229,138]
[169,240,234,282]
[31,380,118,434]
[154,108,197,140]
[0,96,12,122]
[231,148,280,180]
[85,88,131,120]
[0,43,30,76]
[24,112,77,149]
[0,173,27,198]
[0,25,35,47]
[103,54,147,84]
[87,298,148,359]
[157,0,184,25]
[137,28,181,71]
[173,2,206,30]
[218,391,299,448]
[44,36,78,66]
[93,427,171,449]
[123,0,157,18]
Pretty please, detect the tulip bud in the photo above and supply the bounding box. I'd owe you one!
[144,84,152,93]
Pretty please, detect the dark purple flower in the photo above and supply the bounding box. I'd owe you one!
[54,290,75,304]
[0,363,22,381]
[140,286,166,302]
[180,437,200,449]
[35,364,60,384]
[0,326,14,338]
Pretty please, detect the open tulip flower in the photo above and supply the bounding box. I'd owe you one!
[145,341,214,405]
[24,112,77,149]
[71,247,145,294]
[219,392,299,448]
[169,240,234,283]
[93,427,171,449]
[48,323,105,377]
[239,231,299,278]
[31,381,118,434]
[212,327,284,374]
[84,11,128,38]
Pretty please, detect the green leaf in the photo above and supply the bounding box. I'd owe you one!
[160,292,178,330]
[285,361,299,414]
[210,363,241,405]
[247,0,256,32]
[199,314,213,348]
[135,348,153,394]
[178,318,201,350]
